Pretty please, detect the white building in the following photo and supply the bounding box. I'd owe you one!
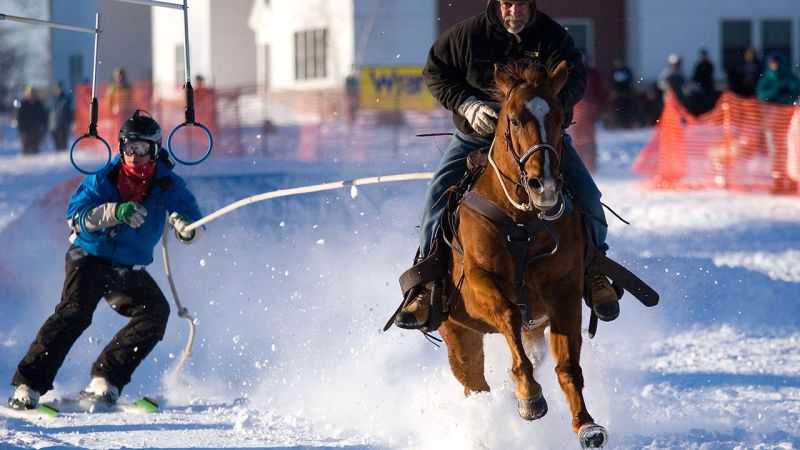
[151,0,256,98]
[246,0,436,92]
[626,0,800,83]
[0,0,153,93]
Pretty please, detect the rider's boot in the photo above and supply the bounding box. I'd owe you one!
[589,273,619,321]
[394,285,431,330]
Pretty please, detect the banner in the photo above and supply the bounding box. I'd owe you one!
[358,66,437,111]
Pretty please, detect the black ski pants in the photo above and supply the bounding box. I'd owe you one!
[12,245,170,394]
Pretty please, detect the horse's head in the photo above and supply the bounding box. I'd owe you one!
[491,60,568,218]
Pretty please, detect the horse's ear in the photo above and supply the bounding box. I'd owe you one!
[494,63,511,96]
[550,60,569,95]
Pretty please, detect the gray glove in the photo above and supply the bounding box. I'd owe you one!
[81,203,121,232]
[457,96,499,136]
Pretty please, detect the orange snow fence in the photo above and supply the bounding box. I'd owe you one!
[633,91,800,194]
[73,82,217,155]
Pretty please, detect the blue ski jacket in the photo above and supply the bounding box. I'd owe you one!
[67,155,203,266]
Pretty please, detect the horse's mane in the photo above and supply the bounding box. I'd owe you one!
[492,59,550,104]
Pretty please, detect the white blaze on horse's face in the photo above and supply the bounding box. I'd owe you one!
[524,96,559,209]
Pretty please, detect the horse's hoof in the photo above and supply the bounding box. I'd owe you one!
[578,423,608,449]
[594,300,620,322]
[517,394,548,421]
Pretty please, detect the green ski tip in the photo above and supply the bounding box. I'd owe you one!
[36,404,59,417]
[135,396,158,413]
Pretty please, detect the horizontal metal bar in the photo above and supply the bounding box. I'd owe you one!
[110,0,184,10]
[0,13,99,34]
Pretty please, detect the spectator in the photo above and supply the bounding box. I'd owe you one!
[691,48,714,93]
[756,51,799,105]
[610,59,633,93]
[728,47,762,97]
[640,82,664,126]
[14,85,47,155]
[757,51,799,194]
[687,48,720,115]
[48,81,74,152]
[344,69,360,126]
[106,67,134,128]
[606,59,644,128]
[658,53,689,108]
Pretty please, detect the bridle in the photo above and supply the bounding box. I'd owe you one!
[487,80,565,220]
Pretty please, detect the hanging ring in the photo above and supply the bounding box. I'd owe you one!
[167,122,214,166]
[69,134,112,175]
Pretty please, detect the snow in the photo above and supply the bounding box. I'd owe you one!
[0,124,799,449]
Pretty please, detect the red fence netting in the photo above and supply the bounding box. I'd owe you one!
[633,91,800,194]
[73,82,217,158]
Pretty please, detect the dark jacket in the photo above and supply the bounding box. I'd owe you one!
[16,97,47,134]
[422,1,587,134]
[48,92,74,131]
[67,154,203,266]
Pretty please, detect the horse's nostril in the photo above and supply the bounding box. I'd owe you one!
[528,178,543,190]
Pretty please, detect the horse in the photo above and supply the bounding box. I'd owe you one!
[439,60,608,449]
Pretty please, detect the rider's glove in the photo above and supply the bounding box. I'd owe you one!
[115,202,147,228]
[458,96,499,136]
[81,203,122,232]
[169,212,203,244]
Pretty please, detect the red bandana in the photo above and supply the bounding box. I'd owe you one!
[117,161,156,202]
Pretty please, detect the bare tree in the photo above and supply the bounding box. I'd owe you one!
[0,28,23,113]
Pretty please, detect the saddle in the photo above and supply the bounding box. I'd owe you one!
[382,149,489,333]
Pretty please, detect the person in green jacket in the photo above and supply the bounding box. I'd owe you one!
[756,52,799,105]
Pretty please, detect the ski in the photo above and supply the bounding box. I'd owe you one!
[53,396,159,415]
[0,396,158,419]
[0,402,59,419]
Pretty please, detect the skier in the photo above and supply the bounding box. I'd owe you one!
[8,110,205,410]
[393,0,620,330]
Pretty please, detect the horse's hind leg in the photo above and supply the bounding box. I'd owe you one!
[548,307,608,448]
[439,321,490,395]
[522,323,548,373]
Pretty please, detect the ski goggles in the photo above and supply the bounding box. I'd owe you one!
[121,140,154,157]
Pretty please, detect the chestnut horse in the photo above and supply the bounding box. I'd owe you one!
[440,60,607,448]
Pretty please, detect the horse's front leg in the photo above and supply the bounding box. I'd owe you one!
[546,280,608,448]
[439,320,490,396]
[469,270,547,421]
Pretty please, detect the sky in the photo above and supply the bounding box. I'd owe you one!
[0,122,799,449]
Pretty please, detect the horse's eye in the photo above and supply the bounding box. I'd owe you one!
[510,118,521,128]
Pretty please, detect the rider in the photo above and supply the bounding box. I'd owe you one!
[9,110,204,410]
[393,0,619,329]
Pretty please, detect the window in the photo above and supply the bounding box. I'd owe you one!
[68,53,83,88]
[721,20,752,73]
[294,28,328,81]
[762,19,792,64]
[558,19,592,63]
[175,45,185,85]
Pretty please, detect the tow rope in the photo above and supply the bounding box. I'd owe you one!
[162,171,434,372]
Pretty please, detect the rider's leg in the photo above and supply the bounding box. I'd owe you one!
[396,131,492,329]
[418,131,493,258]
[562,133,607,251]
[562,133,619,320]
